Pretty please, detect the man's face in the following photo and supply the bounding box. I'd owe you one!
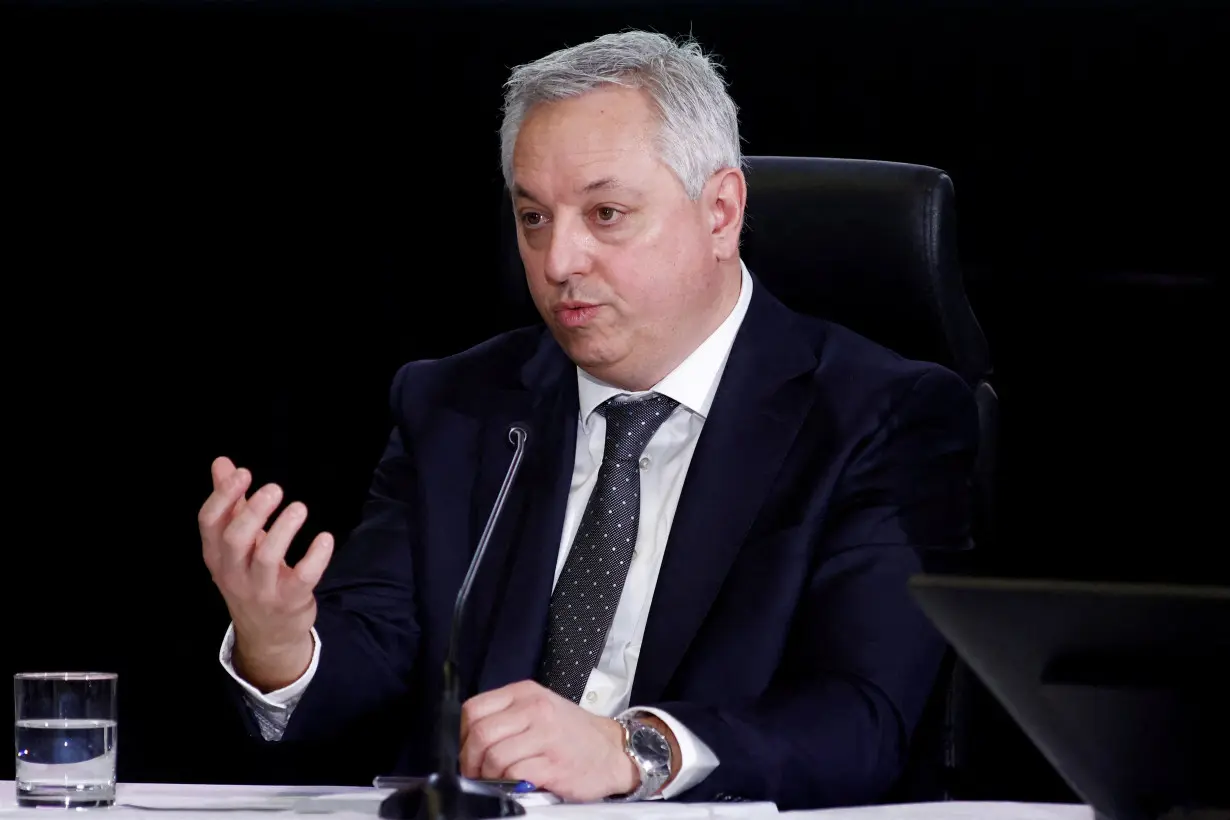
[511,86,741,390]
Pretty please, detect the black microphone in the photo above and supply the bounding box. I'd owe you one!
[380,425,531,820]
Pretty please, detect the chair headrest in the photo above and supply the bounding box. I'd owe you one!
[738,156,991,385]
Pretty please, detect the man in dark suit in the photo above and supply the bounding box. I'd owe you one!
[198,30,977,810]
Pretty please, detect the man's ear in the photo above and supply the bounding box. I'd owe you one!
[706,168,747,262]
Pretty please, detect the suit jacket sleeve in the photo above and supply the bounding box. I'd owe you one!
[232,364,424,776]
[650,367,978,810]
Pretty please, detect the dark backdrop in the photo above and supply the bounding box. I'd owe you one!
[3,0,1224,797]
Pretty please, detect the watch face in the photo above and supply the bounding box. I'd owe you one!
[630,725,671,766]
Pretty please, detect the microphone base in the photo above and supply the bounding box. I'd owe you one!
[378,774,527,820]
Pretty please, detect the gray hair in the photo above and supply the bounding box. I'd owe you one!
[500,31,743,200]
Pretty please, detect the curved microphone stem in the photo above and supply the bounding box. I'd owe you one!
[381,426,530,820]
[444,425,529,700]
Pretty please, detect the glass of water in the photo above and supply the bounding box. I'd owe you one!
[14,672,118,807]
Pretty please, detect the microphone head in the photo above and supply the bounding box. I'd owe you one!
[507,424,530,447]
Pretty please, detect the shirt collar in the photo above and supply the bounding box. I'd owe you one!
[577,261,754,430]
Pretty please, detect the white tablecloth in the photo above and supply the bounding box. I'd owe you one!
[0,781,1091,820]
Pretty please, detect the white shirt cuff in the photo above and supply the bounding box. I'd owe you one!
[621,706,719,799]
[218,623,320,740]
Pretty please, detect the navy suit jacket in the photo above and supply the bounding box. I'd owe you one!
[261,279,978,810]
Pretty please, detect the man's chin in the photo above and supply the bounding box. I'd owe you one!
[552,331,621,372]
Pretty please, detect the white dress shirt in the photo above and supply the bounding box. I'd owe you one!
[220,262,755,799]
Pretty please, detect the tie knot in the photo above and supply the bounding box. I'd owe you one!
[597,393,679,461]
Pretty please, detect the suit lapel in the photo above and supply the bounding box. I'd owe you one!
[472,337,578,695]
[631,286,820,704]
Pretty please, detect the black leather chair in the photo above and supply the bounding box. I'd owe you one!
[498,155,1000,801]
[736,157,998,803]
[737,156,997,546]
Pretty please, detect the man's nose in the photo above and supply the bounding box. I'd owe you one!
[542,215,592,284]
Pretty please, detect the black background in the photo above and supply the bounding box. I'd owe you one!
[3,0,1224,797]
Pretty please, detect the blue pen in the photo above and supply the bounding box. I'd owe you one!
[512,780,537,794]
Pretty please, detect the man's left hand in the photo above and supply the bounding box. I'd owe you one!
[459,680,639,802]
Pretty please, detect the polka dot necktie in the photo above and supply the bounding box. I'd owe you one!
[537,393,680,703]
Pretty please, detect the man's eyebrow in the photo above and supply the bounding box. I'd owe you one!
[580,177,625,194]
[511,184,541,203]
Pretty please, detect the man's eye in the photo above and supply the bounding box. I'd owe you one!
[521,212,544,228]
[595,207,622,224]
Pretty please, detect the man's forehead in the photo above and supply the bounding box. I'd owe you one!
[511,88,662,198]
[512,174,642,202]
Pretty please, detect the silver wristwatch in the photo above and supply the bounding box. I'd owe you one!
[608,715,672,801]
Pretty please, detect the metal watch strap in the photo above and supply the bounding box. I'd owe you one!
[606,715,671,802]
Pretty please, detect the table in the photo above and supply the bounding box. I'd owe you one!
[0,782,1091,820]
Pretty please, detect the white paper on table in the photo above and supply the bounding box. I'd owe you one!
[293,790,395,813]
[292,789,561,813]
[294,792,776,818]
[115,784,376,812]
[526,800,778,820]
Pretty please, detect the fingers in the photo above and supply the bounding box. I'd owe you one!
[202,457,331,603]
[476,729,543,781]
[501,757,552,792]
[219,482,283,573]
[209,477,269,568]
[231,497,271,548]
[460,686,519,748]
[460,707,534,778]
[249,501,308,589]
[291,532,334,590]
[211,456,238,489]
[199,466,252,543]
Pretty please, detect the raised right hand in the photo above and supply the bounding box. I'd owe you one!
[198,456,335,692]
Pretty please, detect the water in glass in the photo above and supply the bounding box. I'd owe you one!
[14,672,118,807]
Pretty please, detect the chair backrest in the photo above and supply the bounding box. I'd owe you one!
[739,157,988,380]
[735,157,999,804]
[737,156,997,548]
